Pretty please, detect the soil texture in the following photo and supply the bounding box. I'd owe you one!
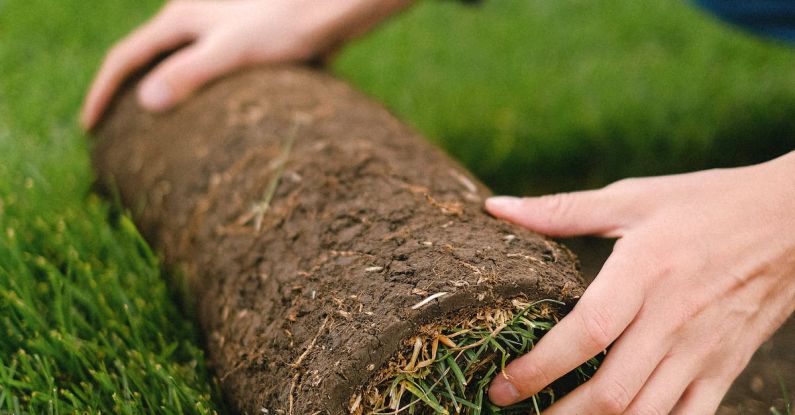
[93,66,587,414]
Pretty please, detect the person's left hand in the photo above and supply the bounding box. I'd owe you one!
[79,0,412,130]
[486,151,795,414]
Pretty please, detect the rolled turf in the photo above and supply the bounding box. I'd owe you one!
[92,66,593,414]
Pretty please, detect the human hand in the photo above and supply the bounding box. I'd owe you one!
[486,151,795,414]
[80,0,412,130]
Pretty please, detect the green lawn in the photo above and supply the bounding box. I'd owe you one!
[336,0,795,194]
[1,0,793,412]
[0,1,223,413]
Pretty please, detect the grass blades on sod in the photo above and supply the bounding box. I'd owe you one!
[360,300,600,415]
[1,0,794,413]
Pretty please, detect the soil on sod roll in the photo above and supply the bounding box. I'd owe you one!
[92,66,588,414]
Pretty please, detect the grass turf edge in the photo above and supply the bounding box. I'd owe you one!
[353,299,601,414]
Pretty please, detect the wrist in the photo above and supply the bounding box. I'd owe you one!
[301,0,414,54]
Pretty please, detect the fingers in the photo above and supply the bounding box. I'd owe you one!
[136,34,245,111]
[81,2,201,130]
[540,318,671,415]
[671,378,732,415]
[624,353,697,415]
[488,254,644,406]
[485,186,630,238]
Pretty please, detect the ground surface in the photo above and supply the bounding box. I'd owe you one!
[1,0,793,413]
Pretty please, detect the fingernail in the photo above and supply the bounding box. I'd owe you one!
[138,79,173,111]
[486,196,522,211]
[489,372,521,406]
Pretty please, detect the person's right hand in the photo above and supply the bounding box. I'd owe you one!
[80,0,412,130]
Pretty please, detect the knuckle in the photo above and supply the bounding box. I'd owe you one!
[699,328,728,355]
[672,298,702,328]
[592,378,633,414]
[578,302,615,351]
[540,193,566,214]
[510,362,550,394]
[538,193,573,223]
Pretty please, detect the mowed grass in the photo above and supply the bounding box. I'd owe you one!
[0,0,793,413]
[0,0,223,413]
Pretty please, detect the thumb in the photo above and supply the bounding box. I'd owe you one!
[137,38,245,112]
[485,189,627,238]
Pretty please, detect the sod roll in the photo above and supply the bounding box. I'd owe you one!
[92,66,586,414]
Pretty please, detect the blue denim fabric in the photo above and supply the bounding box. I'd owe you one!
[696,0,795,42]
